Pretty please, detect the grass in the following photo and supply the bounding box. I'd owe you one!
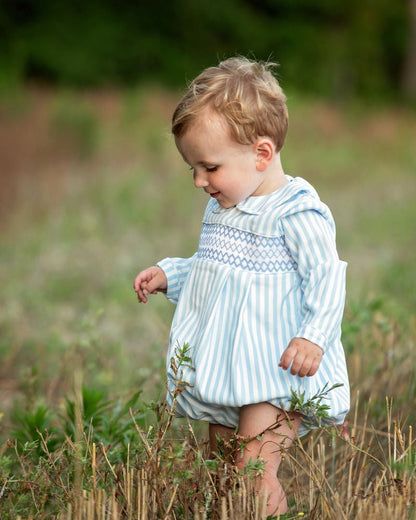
[0,86,415,518]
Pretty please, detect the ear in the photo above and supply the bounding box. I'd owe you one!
[255,138,275,172]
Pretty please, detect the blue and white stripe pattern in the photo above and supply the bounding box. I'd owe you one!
[157,177,349,436]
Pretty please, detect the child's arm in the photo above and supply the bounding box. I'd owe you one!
[280,208,347,376]
[134,266,167,303]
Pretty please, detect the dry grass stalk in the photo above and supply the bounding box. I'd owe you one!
[20,392,399,520]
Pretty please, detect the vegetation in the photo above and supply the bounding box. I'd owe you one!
[0,1,413,101]
[0,87,415,518]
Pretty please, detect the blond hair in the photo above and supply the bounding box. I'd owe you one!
[172,57,288,152]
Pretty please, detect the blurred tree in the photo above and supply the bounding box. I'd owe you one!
[402,0,416,96]
[0,0,411,101]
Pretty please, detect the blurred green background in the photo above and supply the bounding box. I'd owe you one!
[0,1,415,427]
[1,0,415,99]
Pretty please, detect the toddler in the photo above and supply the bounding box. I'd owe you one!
[134,57,349,516]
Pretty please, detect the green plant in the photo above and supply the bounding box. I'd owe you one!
[11,403,59,456]
[288,383,345,428]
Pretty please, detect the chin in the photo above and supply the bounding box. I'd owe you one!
[218,201,235,208]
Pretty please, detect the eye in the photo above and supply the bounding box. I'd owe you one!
[205,166,218,172]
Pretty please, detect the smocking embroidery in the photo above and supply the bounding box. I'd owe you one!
[198,223,298,273]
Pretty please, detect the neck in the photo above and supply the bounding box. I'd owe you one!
[262,152,288,193]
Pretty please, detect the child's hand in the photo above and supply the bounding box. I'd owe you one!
[133,266,167,303]
[279,337,323,377]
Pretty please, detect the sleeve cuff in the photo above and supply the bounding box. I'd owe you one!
[156,258,180,303]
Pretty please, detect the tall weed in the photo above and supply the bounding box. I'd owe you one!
[1,299,415,519]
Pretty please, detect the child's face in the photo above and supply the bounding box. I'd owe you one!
[175,109,269,208]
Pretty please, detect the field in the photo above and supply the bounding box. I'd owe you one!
[0,86,415,519]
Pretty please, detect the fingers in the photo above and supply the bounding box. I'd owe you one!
[134,270,154,303]
[134,274,151,303]
[279,338,323,377]
[133,266,167,303]
[279,343,297,371]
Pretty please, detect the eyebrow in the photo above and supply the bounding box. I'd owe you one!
[185,160,217,169]
[195,160,218,167]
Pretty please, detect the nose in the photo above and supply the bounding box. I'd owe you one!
[193,170,209,189]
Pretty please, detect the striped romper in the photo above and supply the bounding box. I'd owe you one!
[157,176,350,436]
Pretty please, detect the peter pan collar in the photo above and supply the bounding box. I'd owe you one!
[213,176,309,215]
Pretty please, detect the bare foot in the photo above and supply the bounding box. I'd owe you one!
[262,471,288,516]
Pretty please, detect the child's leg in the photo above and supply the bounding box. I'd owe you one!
[209,423,235,457]
[237,402,301,516]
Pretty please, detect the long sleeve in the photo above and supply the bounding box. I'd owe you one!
[157,254,197,304]
[281,208,347,352]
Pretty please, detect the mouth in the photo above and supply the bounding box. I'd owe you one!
[209,191,221,199]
